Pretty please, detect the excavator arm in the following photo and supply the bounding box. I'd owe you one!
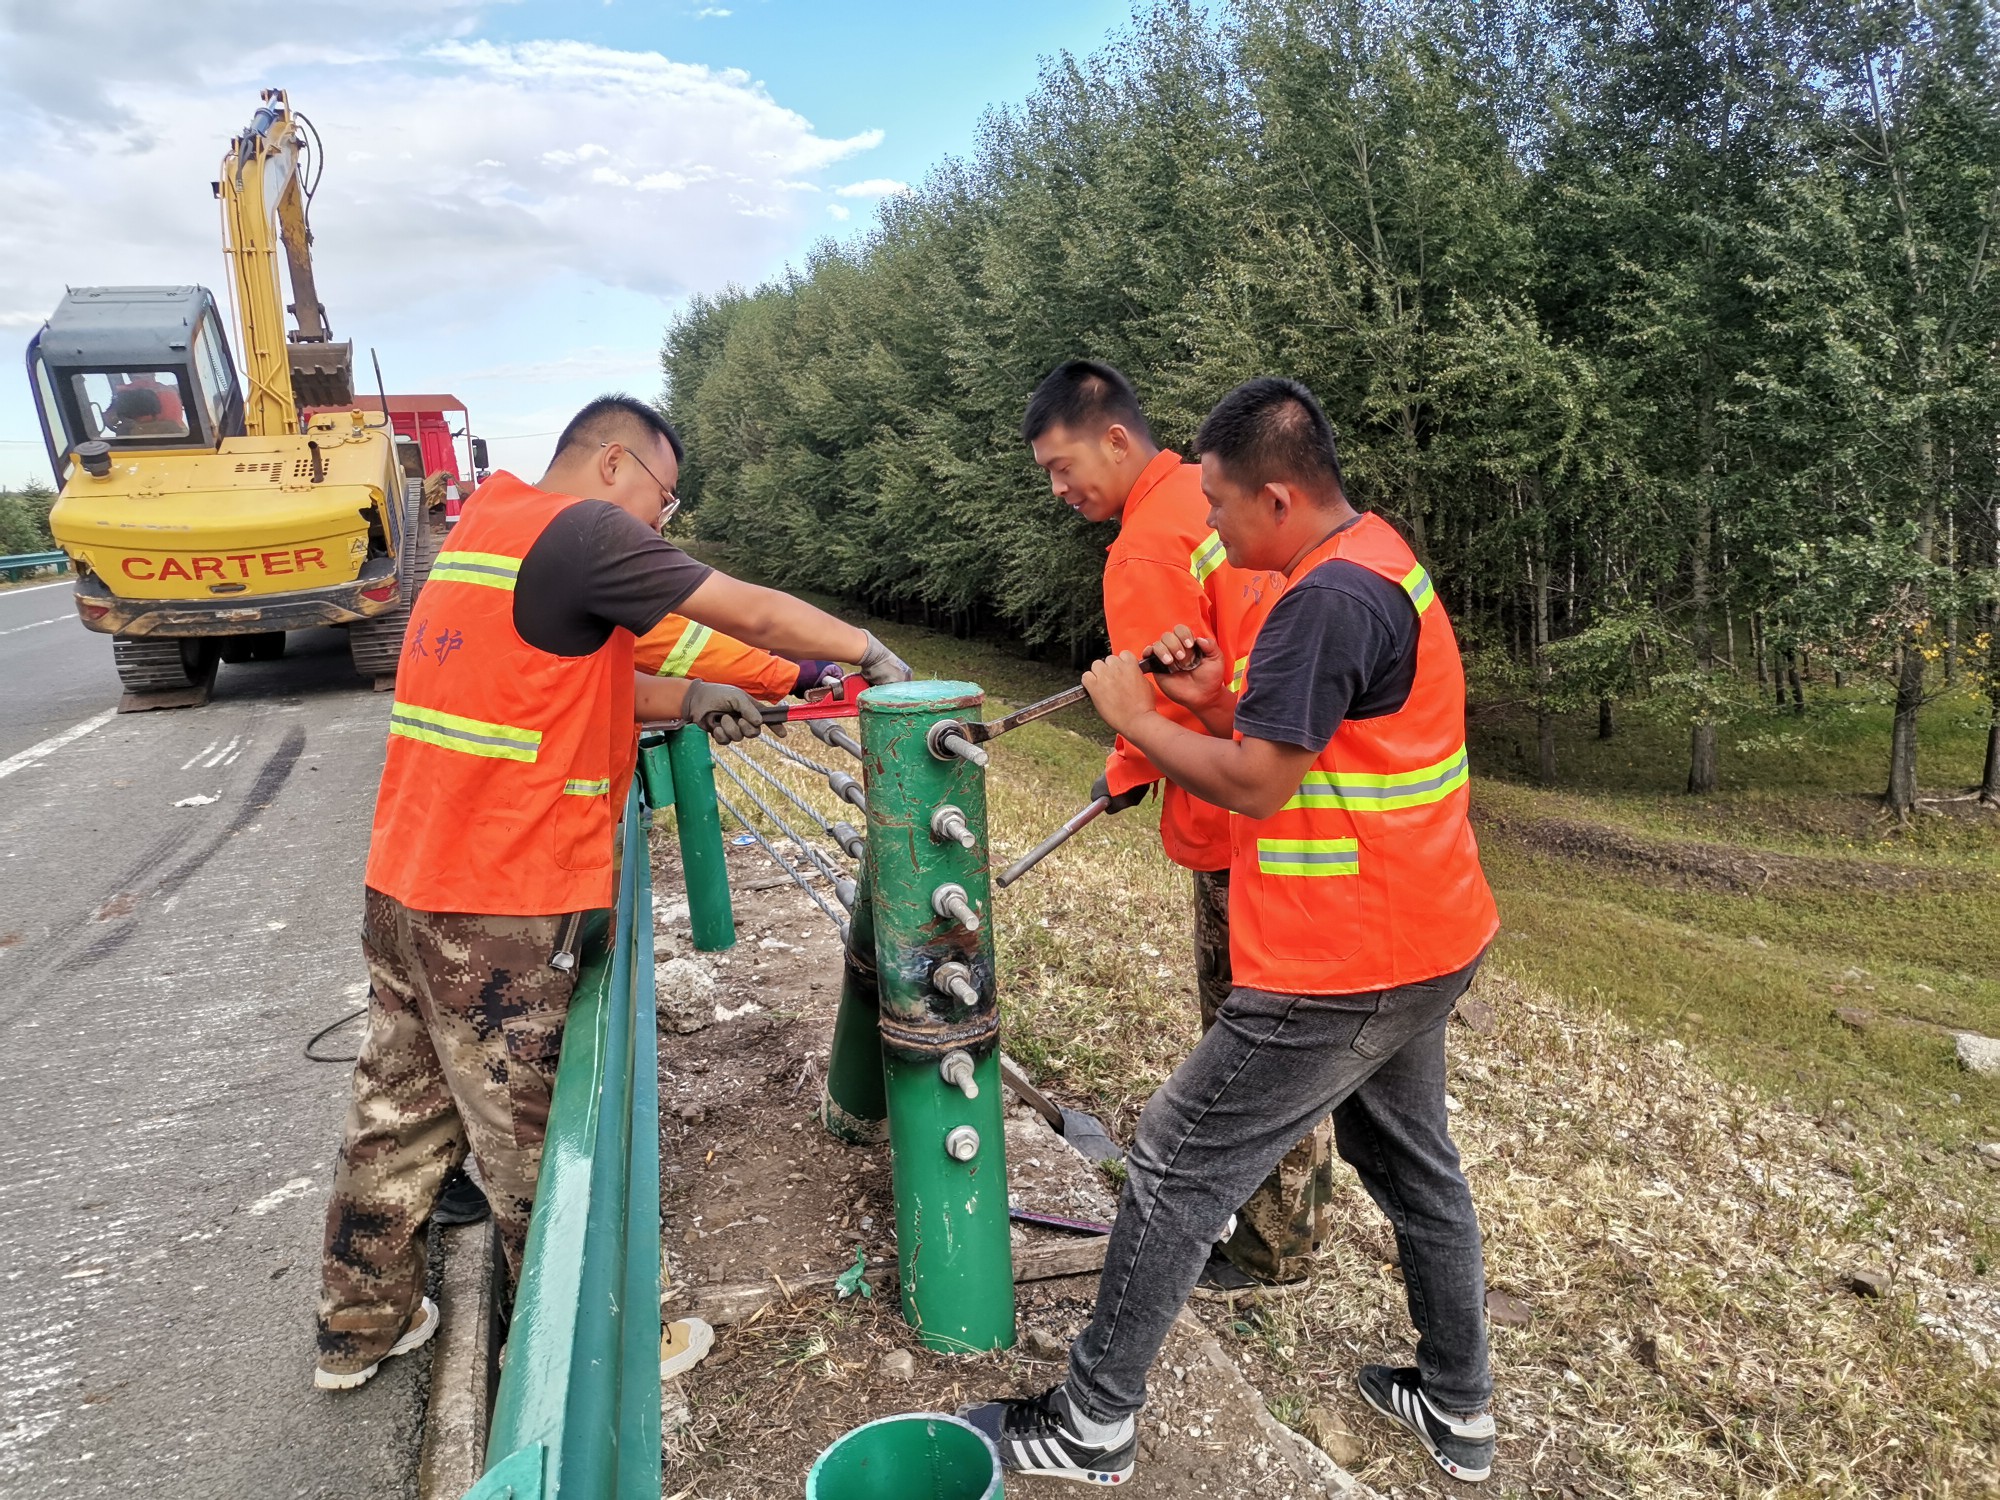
[217,90,353,437]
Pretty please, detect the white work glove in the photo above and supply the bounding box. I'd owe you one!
[856,631,914,687]
[685,681,765,744]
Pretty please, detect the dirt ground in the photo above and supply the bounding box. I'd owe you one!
[650,831,1372,1500]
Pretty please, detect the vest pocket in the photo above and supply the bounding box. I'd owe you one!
[553,776,614,871]
[1250,837,1363,961]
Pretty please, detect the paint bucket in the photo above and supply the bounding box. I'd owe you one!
[806,1412,1001,1500]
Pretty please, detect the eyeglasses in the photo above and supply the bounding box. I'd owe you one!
[602,442,680,527]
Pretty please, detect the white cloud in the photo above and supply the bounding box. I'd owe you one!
[834,177,909,198]
[694,6,733,15]
[0,7,889,485]
[827,203,851,221]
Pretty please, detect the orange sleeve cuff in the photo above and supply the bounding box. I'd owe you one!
[1103,739,1159,797]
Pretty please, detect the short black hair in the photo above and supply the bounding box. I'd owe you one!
[553,393,684,465]
[1020,359,1153,445]
[1193,378,1344,501]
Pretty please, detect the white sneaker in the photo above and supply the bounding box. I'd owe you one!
[314,1297,440,1391]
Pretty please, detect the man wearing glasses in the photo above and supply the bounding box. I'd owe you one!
[314,394,910,1391]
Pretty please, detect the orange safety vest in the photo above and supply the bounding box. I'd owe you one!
[1103,450,1284,871]
[633,613,799,703]
[1229,514,1498,995]
[365,472,638,916]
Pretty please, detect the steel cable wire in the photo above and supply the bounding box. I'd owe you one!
[712,751,854,900]
[725,743,867,859]
[713,787,851,940]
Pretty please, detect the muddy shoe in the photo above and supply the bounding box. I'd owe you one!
[431,1166,490,1227]
[314,1297,439,1391]
[958,1384,1136,1485]
[1356,1363,1494,1483]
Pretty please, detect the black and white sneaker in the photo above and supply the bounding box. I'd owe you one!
[1356,1364,1495,1483]
[958,1384,1137,1485]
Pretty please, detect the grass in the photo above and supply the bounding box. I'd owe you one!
[675,581,2000,1493]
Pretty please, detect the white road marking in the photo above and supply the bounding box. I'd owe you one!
[0,616,64,637]
[244,1177,316,1216]
[0,708,116,781]
[0,580,73,595]
[181,740,217,771]
[203,736,240,769]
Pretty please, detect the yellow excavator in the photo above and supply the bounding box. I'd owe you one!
[26,88,437,702]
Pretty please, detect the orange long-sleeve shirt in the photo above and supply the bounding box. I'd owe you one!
[1102,450,1285,871]
[632,613,801,702]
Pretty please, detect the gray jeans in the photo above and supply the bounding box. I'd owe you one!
[1064,950,1492,1421]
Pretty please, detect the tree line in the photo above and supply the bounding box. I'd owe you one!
[662,0,2000,814]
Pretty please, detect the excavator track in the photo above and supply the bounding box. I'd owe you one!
[349,481,443,683]
[112,635,218,694]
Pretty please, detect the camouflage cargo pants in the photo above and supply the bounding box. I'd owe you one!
[316,888,588,1375]
[1193,869,1336,1282]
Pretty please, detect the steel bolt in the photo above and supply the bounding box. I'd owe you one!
[931,883,980,934]
[939,1049,980,1100]
[926,719,991,768]
[930,805,977,850]
[944,1125,981,1162]
[931,960,981,1009]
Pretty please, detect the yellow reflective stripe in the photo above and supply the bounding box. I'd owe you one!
[388,701,541,763]
[431,551,522,592]
[656,622,714,678]
[562,777,611,796]
[1189,532,1226,585]
[1399,563,1436,613]
[1283,747,1469,812]
[1230,655,1249,692]
[1256,837,1359,876]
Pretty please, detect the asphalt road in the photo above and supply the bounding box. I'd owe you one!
[0,591,431,1499]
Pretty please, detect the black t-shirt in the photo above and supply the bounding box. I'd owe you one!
[1233,546,1420,752]
[512,500,713,656]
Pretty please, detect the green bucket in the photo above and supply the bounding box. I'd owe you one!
[806,1412,1002,1500]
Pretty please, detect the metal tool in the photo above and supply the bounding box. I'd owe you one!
[756,674,866,725]
[960,651,1190,745]
[996,797,1111,887]
[1008,1207,1113,1236]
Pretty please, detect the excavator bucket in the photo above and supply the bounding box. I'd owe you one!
[289,339,353,408]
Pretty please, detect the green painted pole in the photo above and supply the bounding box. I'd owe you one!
[664,725,735,952]
[858,681,1014,1355]
[820,867,888,1144]
[637,730,675,812]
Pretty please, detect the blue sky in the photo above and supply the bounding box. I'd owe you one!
[0,0,1133,486]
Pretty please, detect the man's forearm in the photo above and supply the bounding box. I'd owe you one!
[634,674,693,722]
[680,575,870,662]
[1119,712,1259,813]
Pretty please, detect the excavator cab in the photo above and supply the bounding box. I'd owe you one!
[28,286,245,484]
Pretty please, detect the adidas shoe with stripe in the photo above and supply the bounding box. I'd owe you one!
[1356,1363,1494,1483]
[958,1384,1137,1485]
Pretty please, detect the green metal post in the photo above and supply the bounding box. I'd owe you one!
[820,867,888,1144]
[664,725,735,952]
[859,681,1014,1355]
[636,730,675,812]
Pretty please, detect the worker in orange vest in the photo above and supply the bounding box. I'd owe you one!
[1022,360,1329,1295]
[967,379,1499,1487]
[314,394,910,1392]
[633,611,840,704]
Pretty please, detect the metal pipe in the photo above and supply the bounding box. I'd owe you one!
[995,797,1111,887]
[859,680,1014,1355]
[820,868,888,1145]
[665,726,735,952]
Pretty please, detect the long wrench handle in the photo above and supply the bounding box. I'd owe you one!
[996,797,1110,887]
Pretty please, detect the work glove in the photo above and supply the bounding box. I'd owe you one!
[856,632,914,687]
[1091,772,1152,815]
[792,659,843,696]
[685,681,766,745]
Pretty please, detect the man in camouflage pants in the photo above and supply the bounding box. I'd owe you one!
[1193,870,1336,1286]
[316,896,580,1376]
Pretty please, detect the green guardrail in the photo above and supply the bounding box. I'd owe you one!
[0,550,69,583]
[466,776,663,1500]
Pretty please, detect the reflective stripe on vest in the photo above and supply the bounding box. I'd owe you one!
[1230,655,1249,692]
[562,777,611,796]
[1400,563,1436,613]
[1283,746,1469,813]
[1190,532,1226,585]
[430,551,522,592]
[657,621,713,677]
[389,701,542,762]
[1256,837,1360,877]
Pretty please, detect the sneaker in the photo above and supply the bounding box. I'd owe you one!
[431,1166,490,1227]
[1190,1250,1264,1302]
[660,1316,714,1379]
[958,1384,1137,1485]
[1356,1363,1494,1483]
[314,1297,440,1391]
